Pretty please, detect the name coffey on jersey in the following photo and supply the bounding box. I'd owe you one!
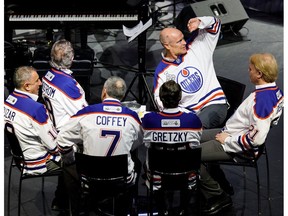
[95,116,127,127]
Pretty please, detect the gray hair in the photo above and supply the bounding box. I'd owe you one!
[49,39,74,69]
[104,76,126,100]
[13,66,35,89]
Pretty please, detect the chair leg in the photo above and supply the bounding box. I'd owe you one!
[18,177,23,216]
[255,164,261,215]
[7,158,14,216]
[265,151,271,200]
[149,180,154,216]
[112,197,115,215]
[41,177,45,193]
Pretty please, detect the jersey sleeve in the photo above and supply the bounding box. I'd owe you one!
[153,65,168,111]
[57,115,83,152]
[32,105,59,154]
[193,16,221,53]
[131,121,144,151]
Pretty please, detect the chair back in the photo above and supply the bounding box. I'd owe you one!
[4,122,24,170]
[217,75,246,122]
[148,143,202,190]
[149,143,201,174]
[75,152,129,194]
[75,153,128,179]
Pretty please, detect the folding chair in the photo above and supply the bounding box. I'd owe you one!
[5,122,62,216]
[210,143,269,215]
[147,143,202,215]
[75,152,137,216]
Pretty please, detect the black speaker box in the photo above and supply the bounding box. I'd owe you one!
[175,0,249,35]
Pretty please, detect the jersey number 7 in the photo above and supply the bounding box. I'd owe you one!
[101,130,121,156]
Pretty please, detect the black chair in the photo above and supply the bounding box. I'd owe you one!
[147,143,202,215]
[75,152,137,216]
[5,122,62,216]
[217,75,246,126]
[210,143,270,215]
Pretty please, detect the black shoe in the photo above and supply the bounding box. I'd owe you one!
[158,210,169,216]
[51,198,68,212]
[221,183,234,196]
[202,193,232,215]
[179,209,188,216]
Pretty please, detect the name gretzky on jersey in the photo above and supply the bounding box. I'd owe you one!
[149,131,188,142]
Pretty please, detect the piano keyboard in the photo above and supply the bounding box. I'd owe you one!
[9,14,138,22]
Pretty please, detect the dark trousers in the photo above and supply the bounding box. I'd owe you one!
[200,129,233,200]
[46,160,68,207]
[197,103,228,129]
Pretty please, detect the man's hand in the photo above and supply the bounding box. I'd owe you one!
[187,18,201,32]
[215,132,230,144]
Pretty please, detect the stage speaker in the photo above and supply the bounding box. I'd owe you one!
[175,0,249,35]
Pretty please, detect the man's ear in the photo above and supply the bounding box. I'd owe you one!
[163,43,170,50]
[101,87,107,101]
[257,70,263,79]
[23,82,30,91]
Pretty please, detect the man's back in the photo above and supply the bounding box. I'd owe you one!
[57,98,143,173]
[142,108,202,147]
[42,68,88,130]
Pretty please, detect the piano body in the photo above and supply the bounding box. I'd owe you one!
[4,0,151,104]
[5,0,146,44]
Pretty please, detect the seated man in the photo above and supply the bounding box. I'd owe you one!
[41,39,88,131]
[4,66,67,210]
[200,53,284,215]
[57,76,144,215]
[153,16,228,129]
[142,80,203,215]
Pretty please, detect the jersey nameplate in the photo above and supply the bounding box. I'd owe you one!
[4,107,16,121]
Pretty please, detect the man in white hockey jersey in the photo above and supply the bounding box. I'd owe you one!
[57,76,143,215]
[142,80,203,215]
[4,66,67,211]
[153,16,228,129]
[199,53,284,215]
[41,39,88,131]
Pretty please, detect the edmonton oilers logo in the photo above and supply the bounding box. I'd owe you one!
[177,67,203,93]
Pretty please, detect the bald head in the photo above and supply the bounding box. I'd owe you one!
[159,28,183,46]
[159,27,186,60]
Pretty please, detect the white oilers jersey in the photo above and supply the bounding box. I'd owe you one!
[4,90,60,175]
[222,83,283,154]
[154,16,226,112]
[41,68,88,131]
[57,98,144,174]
